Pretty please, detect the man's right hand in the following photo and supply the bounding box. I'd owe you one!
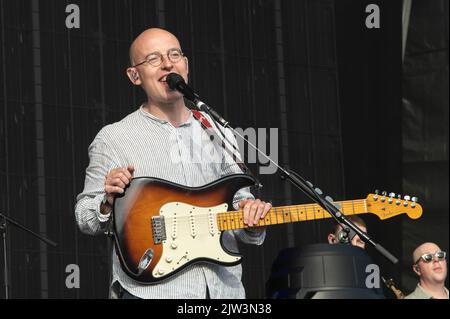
[103,165,135,207]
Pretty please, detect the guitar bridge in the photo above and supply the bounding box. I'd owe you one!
[152,216,166,244]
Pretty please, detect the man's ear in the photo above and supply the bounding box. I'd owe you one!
[126,67,141,85]
[328,234,336,244]
[185,56,189,76]
[413,264,421,276]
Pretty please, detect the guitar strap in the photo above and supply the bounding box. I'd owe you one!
[191,110,260,185]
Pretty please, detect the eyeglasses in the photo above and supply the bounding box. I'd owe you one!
[414,251,447,265]
[132,48,184,67]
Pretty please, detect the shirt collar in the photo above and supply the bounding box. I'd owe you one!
[139,104,194,127]
[417,284,449,299]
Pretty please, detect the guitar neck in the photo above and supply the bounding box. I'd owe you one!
[217,199,368,231]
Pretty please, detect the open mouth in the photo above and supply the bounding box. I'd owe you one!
[158,74,169,82]
[158,76,171,89]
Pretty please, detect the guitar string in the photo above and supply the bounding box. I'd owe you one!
[149,201,411,236]
[153,203,374,226]
[142,199,414,230]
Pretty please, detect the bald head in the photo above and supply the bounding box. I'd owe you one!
[413,242,441,264]
[129,28,181,66]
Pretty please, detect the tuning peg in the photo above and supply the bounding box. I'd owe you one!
[373,190,380,201]
[306,181,313,188]
[411,196,418,208]
[325,195,334,202]
[382,191,387,196]
[404,195,411,201]
[412,197,418,202]
[396,195,401,205]
[389,192,395,198]
[314,188,323,195]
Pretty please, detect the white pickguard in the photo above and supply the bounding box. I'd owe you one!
[153,202,241,278]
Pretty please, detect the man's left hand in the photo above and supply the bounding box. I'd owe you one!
[239,199,272,227]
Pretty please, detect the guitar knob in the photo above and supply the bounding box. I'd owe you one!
[137,249,154,276]
[404,195,411,201]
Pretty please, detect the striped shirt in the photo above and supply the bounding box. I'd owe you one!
[75,105,266,299]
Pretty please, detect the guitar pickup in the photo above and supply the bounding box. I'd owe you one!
[152,216,167,244]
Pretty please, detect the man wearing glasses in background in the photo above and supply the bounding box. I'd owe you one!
[405,242,448,299]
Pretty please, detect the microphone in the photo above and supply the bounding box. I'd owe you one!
[166,73,199,102]
[338,227,356,244]
[166,73,229,127]
[338,229,350,244]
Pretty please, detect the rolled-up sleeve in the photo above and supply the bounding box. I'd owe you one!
[75,131,118,235]
[219,125,266,246]
[231,189,266,245]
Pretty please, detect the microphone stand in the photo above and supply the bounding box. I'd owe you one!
[188,97,398,265]
[0,212,57,299]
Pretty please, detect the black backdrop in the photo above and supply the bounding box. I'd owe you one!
[0,0,447,299]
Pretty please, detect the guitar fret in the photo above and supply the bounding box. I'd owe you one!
[266,212,272,225]
[285,209,292,223]
[305,206,311,220]
[237,211,244,229]
[277,209,283,224]
[341,202,347,215]
[317,207,324,219]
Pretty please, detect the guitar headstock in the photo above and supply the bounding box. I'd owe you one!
[365,191,423,220]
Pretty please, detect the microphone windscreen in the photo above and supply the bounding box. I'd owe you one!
[166,73,185,90]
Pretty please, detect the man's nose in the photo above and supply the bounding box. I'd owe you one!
[160,55,174,69]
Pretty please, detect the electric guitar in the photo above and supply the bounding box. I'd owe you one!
[112,174,422,284]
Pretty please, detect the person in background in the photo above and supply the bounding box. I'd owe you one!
[405,242,448,299]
